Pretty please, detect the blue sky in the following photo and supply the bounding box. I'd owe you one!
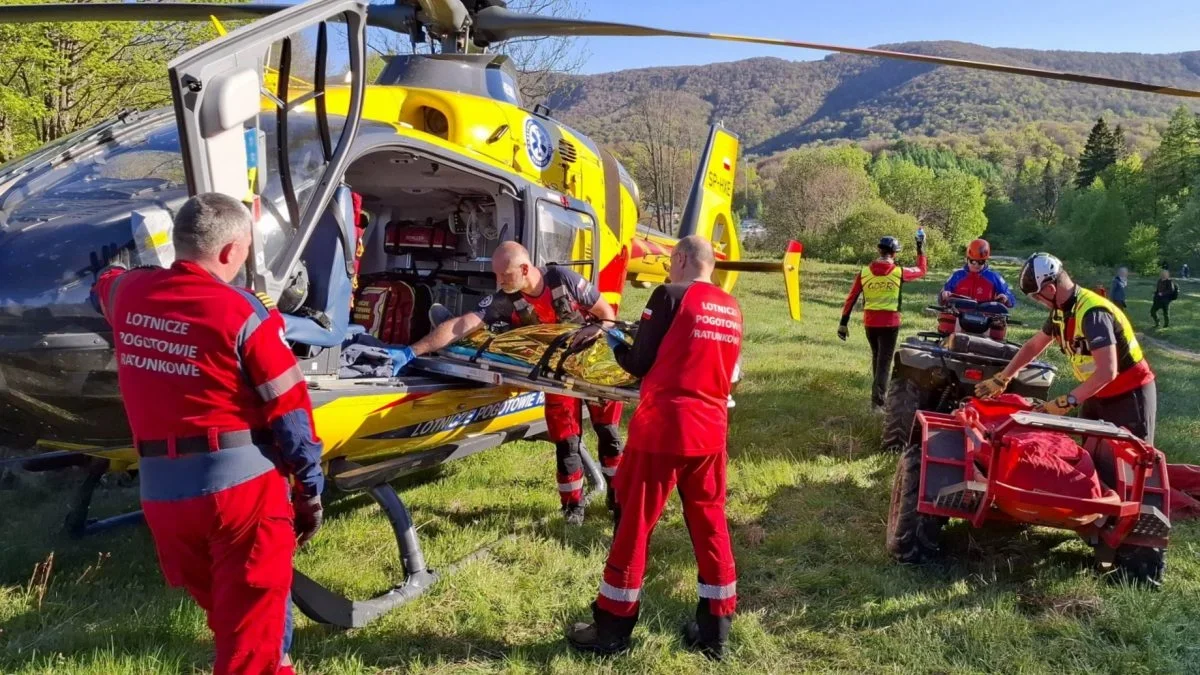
[569,0,1200,74]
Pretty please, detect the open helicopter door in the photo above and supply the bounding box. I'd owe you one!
[167,0,368,300]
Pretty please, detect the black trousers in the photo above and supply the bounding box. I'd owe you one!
[1151,300,1170,326]
[865,326,900,407]
[1080,380,1158,445]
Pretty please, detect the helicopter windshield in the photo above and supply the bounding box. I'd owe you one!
[4,123,186,204]
[0,112,184,206]
[0,108,354,329]
[0,113,133,183]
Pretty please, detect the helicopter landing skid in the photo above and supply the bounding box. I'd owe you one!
[290,437,608,629]
[52,420,609,628]
[63,457,145,538]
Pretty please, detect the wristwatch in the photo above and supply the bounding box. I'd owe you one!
[1066,393,1079,407]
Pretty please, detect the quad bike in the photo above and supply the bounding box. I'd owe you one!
[886,397,1171,587]
[880,295,1056,453]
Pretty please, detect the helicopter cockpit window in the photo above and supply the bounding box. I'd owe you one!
[535,200,596,281]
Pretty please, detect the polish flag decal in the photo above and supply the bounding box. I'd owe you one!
[722,157,732,170]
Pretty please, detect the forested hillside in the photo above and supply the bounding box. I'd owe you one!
[550,42,1200,156]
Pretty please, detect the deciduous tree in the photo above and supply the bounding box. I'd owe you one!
[0,0,223,162]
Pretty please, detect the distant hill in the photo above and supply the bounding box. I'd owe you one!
[548,41,1200,156]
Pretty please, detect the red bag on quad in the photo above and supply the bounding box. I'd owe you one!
[965,395,1116,526]
[971,395,1200,522]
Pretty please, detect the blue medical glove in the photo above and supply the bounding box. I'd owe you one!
[605,329,628,351]
[388,346,415,376]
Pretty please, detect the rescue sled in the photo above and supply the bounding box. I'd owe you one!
[886,395,1170,587]
[410,322,645,405]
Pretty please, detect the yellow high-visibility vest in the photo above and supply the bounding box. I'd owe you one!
[1050,287,1144,382]
[861,265,903,312]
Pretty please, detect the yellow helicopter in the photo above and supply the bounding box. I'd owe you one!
[0,0,1196,629]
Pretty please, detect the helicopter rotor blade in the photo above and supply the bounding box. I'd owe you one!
[0,2,288,23]
[472,7,1200,99]
[0,3,422,37]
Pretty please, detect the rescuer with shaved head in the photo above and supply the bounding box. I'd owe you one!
[566,235,743,660]
[91,192,324,675]
[401,241,625,525]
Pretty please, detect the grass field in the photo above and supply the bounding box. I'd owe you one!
[3,260,1200,674]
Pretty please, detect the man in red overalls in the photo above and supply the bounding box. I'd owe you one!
[91,193,324,675]
[401,241,624,524]
[565,235,743,660]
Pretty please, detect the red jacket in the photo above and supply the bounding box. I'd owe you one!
[616,282,743,455]
[93,260,324,498]
[841,256,928,328]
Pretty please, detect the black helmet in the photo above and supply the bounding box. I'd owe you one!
[878,236,901,254]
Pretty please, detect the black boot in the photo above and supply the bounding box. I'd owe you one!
[562,502,586,526]
[682,601,732,661]
[566,602,637,655]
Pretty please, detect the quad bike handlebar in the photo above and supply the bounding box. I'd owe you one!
[924,295,1023,326]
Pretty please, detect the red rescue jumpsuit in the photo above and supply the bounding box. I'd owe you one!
[591,280,743,642]
[93,260,324,675]
[473,266,623,506]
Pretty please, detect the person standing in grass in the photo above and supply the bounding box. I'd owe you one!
[1110,267,1128,310]
[837,229,927,413]
[401,241,625,526]
[1152,268,1180,328]
[90,193,324,675]
[566,236,742,661]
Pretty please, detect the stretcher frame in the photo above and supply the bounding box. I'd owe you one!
[915,407,1171,551]
[409,337,643,405]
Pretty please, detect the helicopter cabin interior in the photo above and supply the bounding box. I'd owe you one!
[279,144,598,383]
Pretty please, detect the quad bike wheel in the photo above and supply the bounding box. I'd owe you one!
[1099,545,1166,589]
[881,376,922,454]
[886,442,946,563]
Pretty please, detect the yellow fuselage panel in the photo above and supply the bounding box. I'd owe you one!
[310,386,546,465]
[43,387,547,472]
[304,85,624,219]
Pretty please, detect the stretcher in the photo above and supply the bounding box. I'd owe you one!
[408,322,643,404]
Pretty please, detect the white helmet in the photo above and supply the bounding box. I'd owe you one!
[1019,252,1063,295]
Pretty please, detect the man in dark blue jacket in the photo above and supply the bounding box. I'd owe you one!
[1110,267,1128,309]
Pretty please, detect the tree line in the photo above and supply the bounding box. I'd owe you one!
[981,106,1200,274]
[706,106,1199,274]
